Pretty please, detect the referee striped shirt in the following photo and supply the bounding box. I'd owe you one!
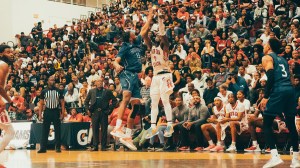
[40,88,64,109]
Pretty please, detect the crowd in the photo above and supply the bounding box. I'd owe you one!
[2,0,300,152]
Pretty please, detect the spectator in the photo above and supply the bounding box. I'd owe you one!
[225,70,249,97]
[203,78,219,113]
[64,83,79,108]
[178,95,209,151]
[68,108,83,122]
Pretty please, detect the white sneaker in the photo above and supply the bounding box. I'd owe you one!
[263,156,283,168]
[145,127,159,139]
[164,125,174,137]
[120,137,137,151]
[226,145,236,152]
[110,127,127,138]
[290,159,300,168]
[244,145,261,152]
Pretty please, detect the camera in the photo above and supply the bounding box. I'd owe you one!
[228,77,232,80]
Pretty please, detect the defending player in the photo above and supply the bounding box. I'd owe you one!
[259,38,300,168]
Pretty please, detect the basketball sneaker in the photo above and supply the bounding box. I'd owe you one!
[120,137,137,151]
[244,145,261,152]
[110,127,127,138]
[194,147,204,151]
[290,159,300,168]
[210,145,224,152]
[145,127,159,139]
[164,124,174,137]
[178,146,190,151]
[262,156,283,168]
[226,145,237,152]
[203,145,216,151]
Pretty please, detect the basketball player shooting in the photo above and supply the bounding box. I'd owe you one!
[0,45,17,168]
[142,6,175,139]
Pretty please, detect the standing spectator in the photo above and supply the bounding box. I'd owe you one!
[38,76,65,153]
[84,78,117,151]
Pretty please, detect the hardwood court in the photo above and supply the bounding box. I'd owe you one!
[1,150,293,168]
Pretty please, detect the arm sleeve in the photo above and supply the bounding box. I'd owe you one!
[264,69,275,98]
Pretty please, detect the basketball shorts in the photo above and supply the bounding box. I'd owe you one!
[119,70,141,99]
[150,73,174,96]
[264,87,296,117]
[211,122,229,140]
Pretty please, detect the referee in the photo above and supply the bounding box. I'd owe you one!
[37,76,65,153]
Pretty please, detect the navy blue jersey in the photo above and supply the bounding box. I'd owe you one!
[269,52,292,89]
[117,35,145,73]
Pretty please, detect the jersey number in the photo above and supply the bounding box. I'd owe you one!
[279,64,287,77]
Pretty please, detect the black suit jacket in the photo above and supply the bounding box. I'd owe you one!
[84,88,118,115]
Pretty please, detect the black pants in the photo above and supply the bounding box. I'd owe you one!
[92,110,108,149]
[166,124,181,146]
[179,122,205,147]
[41,108,61,150]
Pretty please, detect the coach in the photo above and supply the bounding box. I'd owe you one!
[38,76,65,153]
[85,78,118,151]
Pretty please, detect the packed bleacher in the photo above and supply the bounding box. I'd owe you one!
[2,0,300,152]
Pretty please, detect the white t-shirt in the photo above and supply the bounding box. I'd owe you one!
[238,99,251,113]
[217,91,233,105]
[225,101,247,125]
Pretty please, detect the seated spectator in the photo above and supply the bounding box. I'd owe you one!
[217,84,232,105]
[203,78,219,113]
[68,108,83,122]
[178,95,209,151]
[26,108,38,121]
[213,64,228,88]
[225,70,249,97]
[9,92,26,112]
[164,96,188,150]
[64,83,79,108]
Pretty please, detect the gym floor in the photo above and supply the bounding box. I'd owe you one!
[1,150,293,168]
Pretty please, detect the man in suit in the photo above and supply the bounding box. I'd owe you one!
[84,78,118,151]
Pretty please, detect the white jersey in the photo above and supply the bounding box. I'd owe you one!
[213,105,226,121]
[151,45,170,75]
[225,101,247,124]
[225,101,248,134]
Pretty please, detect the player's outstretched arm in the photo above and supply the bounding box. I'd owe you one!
[140,6,154,49]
